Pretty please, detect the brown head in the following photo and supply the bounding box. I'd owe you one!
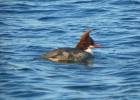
[76,29,102,50]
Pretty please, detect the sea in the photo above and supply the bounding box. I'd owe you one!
[0,0,140,100]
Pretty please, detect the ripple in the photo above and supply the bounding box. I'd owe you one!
[0,22,7,26]
[120,17,138,21]
[8,90,47,98]
[66,85,101,90]
[38,16,61,21]
[111,0,140,5]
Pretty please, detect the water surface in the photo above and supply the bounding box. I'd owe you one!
[0,0,140,100]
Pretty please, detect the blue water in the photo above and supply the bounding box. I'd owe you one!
[0,0,140,100]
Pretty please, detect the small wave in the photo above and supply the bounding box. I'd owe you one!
[110,0,140,5]
[74,0,93,4]
[0,22,7,26]
[120,17,137,21]
[0,9,49,14]
[17,68,33,71]
[38,16,61,21]
[8,90,47,98]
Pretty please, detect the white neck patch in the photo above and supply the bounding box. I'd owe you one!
[85,48,93,55]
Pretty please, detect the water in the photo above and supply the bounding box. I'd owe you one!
[0,0,140,100]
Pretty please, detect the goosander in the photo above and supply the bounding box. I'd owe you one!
[42,29,102,62]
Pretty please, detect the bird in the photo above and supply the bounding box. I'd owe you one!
[42,29,102,63]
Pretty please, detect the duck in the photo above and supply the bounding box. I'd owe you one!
[42,29,102,62]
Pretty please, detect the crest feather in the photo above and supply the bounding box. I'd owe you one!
[80,29,92,41]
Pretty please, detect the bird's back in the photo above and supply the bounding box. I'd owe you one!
[42,48,93,62]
